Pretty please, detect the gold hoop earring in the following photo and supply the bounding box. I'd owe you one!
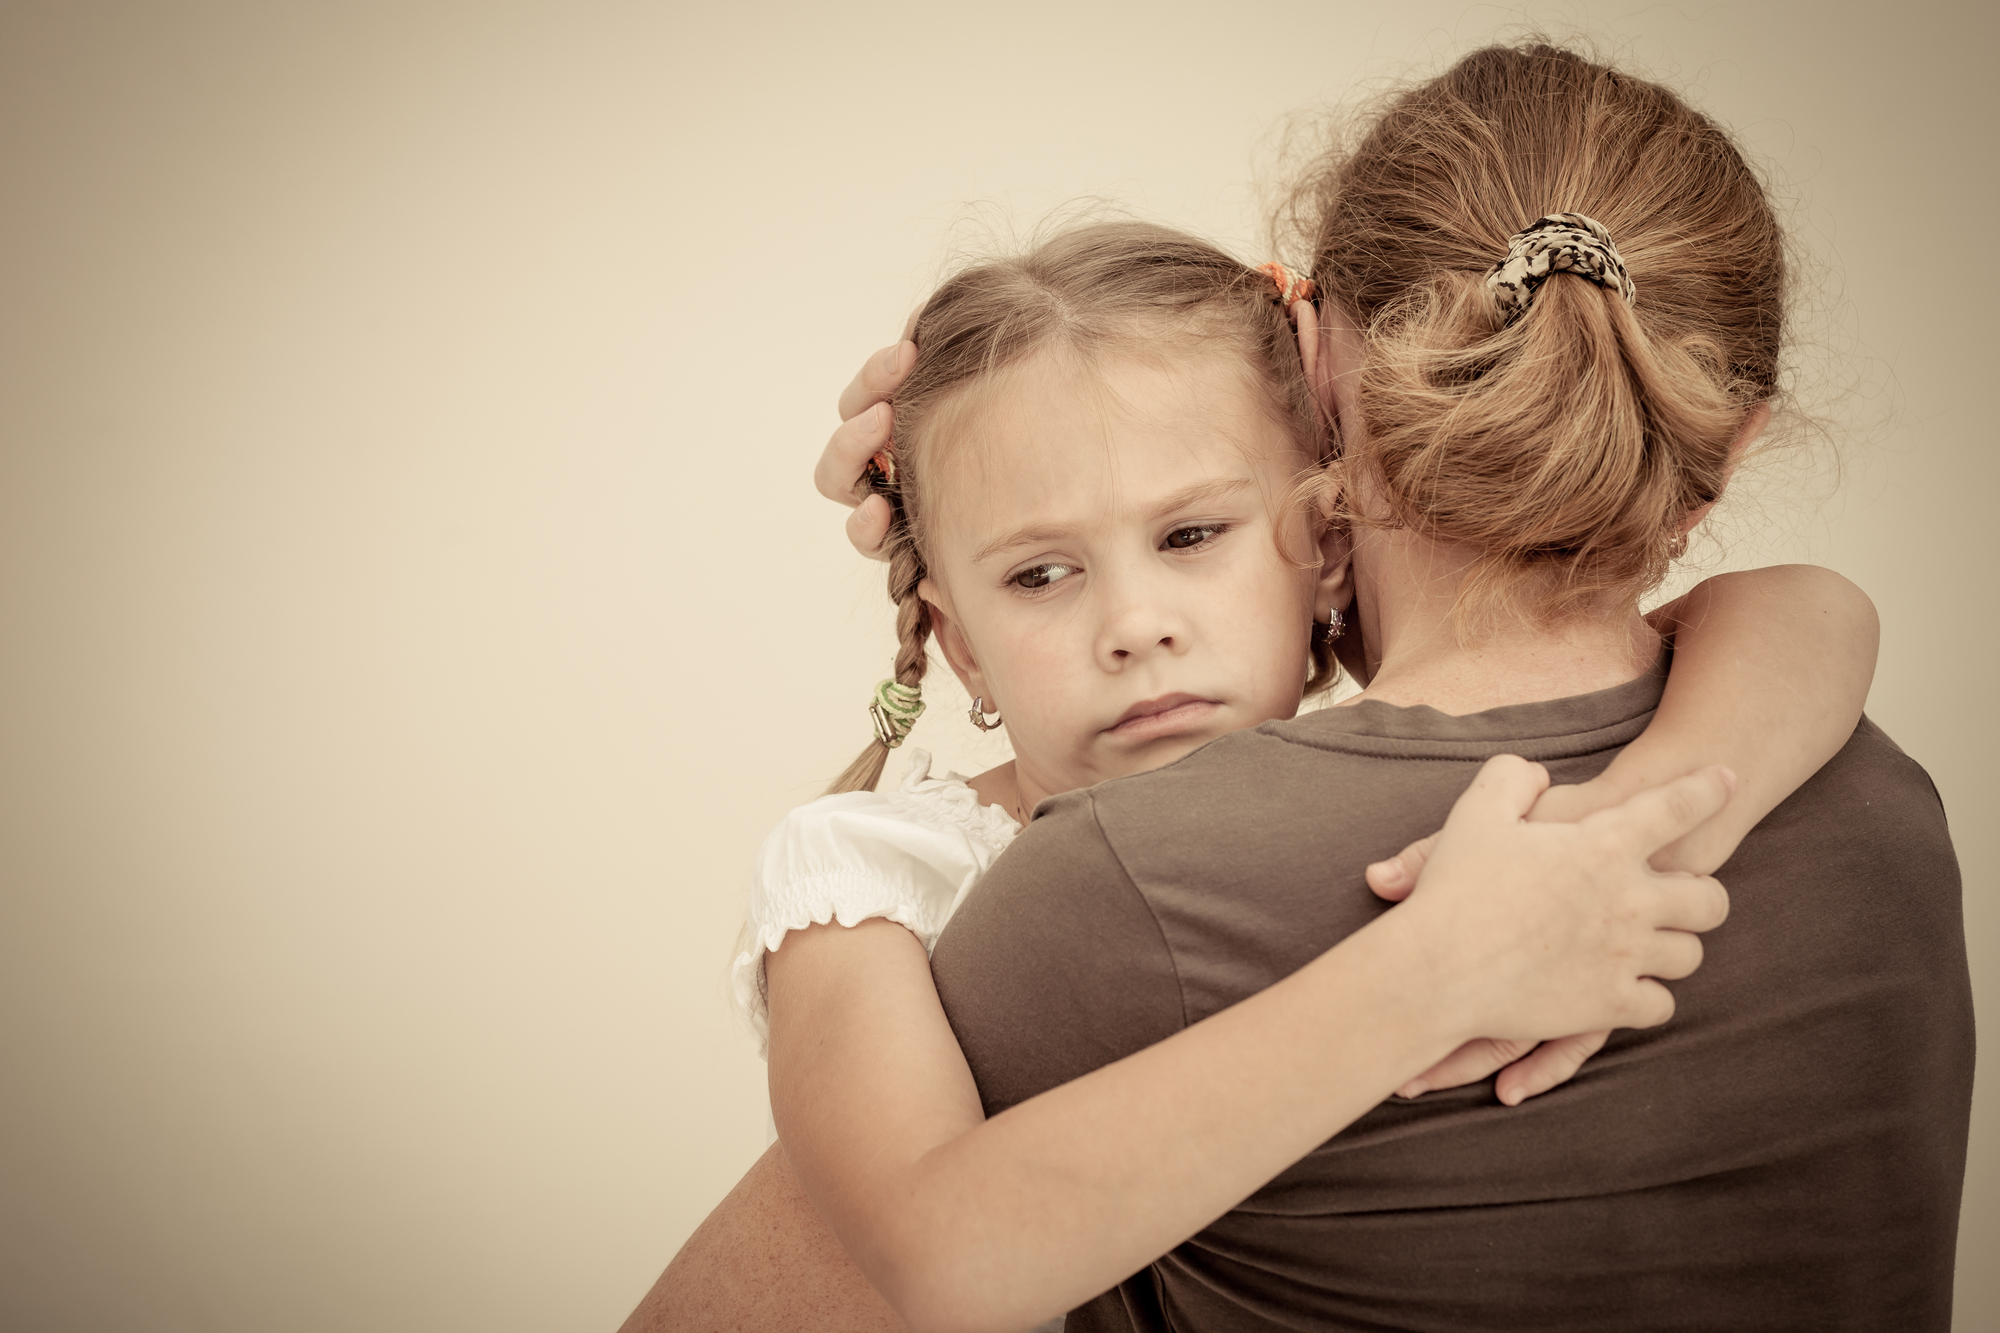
[968,696,1004,732]
[1316,605,1345,643]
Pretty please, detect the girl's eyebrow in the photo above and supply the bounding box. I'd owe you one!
[973,524,1077,565]
[1143,477,1253,522]
[971,478,1255,565]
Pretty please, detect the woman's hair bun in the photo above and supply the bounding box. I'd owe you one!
[1301,43,1785,620]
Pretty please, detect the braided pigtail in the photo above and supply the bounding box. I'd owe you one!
[825,479,935,795]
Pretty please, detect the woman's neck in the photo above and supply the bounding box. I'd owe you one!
[1348,525,1660,716]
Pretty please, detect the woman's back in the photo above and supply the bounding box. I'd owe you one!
[931,671,1972,1330]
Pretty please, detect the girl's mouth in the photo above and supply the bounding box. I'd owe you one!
[1104,694,1222,739]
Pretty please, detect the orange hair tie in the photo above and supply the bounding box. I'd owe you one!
[1256,262,1318,307]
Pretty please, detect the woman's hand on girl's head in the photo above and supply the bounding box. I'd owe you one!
[817,337,916,561]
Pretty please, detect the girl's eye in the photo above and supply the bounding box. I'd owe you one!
[1163,524,1225,550]
[1010,562,1078,591]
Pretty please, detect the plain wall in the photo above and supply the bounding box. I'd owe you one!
[0,1,1990,1329]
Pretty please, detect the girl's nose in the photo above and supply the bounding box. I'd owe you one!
[1094,581,1190,669]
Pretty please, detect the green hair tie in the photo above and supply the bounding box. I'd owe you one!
[869,679,926,749]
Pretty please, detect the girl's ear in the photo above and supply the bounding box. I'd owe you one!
[1677,402,1772,536]
[918,576,988,700]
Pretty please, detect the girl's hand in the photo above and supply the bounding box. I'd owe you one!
[816,337,916,560]
[1364,777,1638,1105]
[1373,758,1733,1093]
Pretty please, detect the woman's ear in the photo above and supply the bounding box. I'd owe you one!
[1315,514,1373,687]
[918,576,988,701]
[1312,511,1355,623]
[1677,402,1773,536]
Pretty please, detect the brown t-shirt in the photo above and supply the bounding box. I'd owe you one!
[928,669,1974,1331]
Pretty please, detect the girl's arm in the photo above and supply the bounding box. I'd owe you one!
[1612,564,1879,873]
[1372,565,1879,889]
[762,759,1730,1333]
[1369,564,1878,1104]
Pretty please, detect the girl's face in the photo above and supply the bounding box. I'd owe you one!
[918,345,1346,806]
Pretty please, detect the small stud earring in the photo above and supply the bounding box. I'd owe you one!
[968,696,1004,731]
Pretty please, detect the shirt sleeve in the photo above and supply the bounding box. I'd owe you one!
[731,790,996,1055]
[928,788,1189,1118]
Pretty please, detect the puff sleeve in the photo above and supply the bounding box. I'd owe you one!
[730,751,1017,1053]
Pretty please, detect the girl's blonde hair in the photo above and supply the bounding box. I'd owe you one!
[830,220,1332,794]
[1294,43,1786,622]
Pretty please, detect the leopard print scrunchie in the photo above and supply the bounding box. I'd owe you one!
[1485,213,1636,326]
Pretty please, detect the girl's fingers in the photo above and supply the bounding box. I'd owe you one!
[1395,1036,1535,1099]
[1622,977,1678,1030]
[1587,766,1736,862]
[1447,754,1552,828]
[1365,833,1438,901]
[1642,869,1730,937]
[1493,1030,1610,1106]
[1639,924,1707,983]
[836,341,914,422]
[845,495,893,560]
[815,402,894,504]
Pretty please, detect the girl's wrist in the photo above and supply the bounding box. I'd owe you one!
[1322,906,1486,1069]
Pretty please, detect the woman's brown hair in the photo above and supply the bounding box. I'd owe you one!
[828,219,1331,794]
[1295,43,1786,621]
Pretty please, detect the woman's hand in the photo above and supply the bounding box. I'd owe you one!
[816,337,916,560]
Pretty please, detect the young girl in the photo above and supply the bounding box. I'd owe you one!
[638,114,1876,1333]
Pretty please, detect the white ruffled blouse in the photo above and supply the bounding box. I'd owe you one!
[732,750,1020,1052]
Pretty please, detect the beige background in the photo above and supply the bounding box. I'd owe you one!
[0,1,1990,1329]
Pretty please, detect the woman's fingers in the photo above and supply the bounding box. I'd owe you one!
[845,495,893,560]
[1492,1030,1611,1106]
[836,341,914,423]
[814,401,894,504]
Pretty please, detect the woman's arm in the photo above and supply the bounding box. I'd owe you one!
[765,758,1731,1333]
[617,1142,907,1333]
